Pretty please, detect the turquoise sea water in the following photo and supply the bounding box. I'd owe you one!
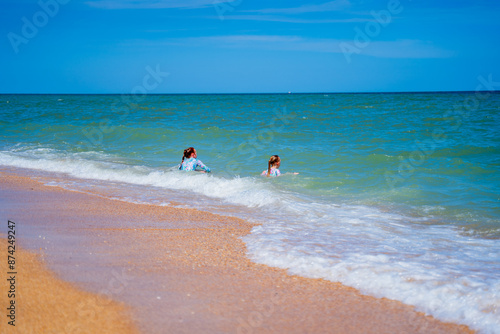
[1,93,499,332]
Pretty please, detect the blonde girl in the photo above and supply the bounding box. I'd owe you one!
[261,155,281,177]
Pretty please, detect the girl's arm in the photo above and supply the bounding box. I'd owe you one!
[196,160,211,173]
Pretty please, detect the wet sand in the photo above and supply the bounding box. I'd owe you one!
[0,170,474,333]
[0,238,138,334]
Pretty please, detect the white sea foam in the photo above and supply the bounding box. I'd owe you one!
[1,148,499,333]
[245,202,500,334]
[0,149,282,208]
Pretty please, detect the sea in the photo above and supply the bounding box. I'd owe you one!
[1,92,499,333]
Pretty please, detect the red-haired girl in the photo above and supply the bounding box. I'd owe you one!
[179,147,211,173]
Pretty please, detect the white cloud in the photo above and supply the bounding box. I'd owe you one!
[243,0,351,14]
[360,40,455,59]
[85,0,352,12]
[84,0,236,9]
[130,34,453,59]
[220,14,371,24]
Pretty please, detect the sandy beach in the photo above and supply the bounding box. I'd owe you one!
[0,237,139,334]
[0,169,474,334]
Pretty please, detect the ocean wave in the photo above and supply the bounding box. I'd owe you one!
[0,148,282,208]
[1,147,499,333]
[244,201,500,334]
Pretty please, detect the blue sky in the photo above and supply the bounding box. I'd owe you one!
[1,0,499,93]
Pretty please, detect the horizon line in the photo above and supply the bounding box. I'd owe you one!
[1,90,499,96]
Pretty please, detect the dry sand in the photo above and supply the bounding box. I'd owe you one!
[0,170,474,333]
[0,237,138,334]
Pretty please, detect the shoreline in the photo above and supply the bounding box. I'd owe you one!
[0,169,474,333]
[0,237,138,334]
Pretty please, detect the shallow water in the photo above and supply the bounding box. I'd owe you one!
[1,92,499,332]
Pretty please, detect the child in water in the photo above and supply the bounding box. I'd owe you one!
[261,155,299,177]
[261,155,281,177]
[179,147,211,173]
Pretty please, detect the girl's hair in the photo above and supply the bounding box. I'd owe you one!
[267,155,280,177]
[182,147,196,164]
